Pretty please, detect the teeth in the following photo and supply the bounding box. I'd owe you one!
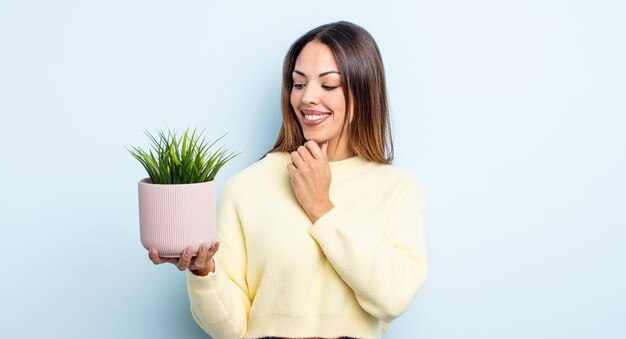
[304,114,330,121]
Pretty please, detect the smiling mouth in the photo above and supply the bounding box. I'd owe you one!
[300,110,331,126]
[304,113,331,121]
[302,109,331,121]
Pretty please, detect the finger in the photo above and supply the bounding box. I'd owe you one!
[290,150,305,169]
[177,246,194,271]
[297,145,315,162]
[321,141,328,156]
[148,248,160,264]
[192,243,210,269]
[287,162,298,175]
[196,241,220,269]
[287,163,298,180]
[304,140,322,160]
[208,240,220,259]
[160,257,179,265]
[149,248,176,265]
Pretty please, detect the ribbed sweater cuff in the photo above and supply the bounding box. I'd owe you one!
[187,261,228,295]
[310,206,339,230]
[309,206,351,243]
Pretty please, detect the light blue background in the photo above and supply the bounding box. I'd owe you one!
[1,1,624,338]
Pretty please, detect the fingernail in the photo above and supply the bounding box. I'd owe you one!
[185,246,194,255]
[215,241,220,249]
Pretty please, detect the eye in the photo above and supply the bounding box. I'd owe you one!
[322,85,338,91]
[293,83,305,89]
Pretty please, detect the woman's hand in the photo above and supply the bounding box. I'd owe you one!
[287,140,335,223]
[148,241,220,277]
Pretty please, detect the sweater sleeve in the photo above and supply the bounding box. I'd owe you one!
[308,177,428,322]
[186,181,250,339]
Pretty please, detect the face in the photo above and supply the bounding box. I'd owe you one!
[291,41,350,151]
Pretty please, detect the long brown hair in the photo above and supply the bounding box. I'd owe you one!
[267,21,394,164]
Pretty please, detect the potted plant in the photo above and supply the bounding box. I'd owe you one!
[128,127,238,257]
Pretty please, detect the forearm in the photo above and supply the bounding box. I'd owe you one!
[309,180,428,321]
[309,208,427,321]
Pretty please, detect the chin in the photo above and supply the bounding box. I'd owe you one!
[302,133,326,144]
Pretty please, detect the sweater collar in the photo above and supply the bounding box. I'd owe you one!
[265,151,371,181]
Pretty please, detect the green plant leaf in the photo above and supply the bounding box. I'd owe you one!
[128,127,239,184]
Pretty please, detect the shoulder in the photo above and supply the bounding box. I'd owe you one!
[365,161,424,192]
[368,163,426,211]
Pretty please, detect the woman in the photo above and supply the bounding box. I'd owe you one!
[149,21,428,339]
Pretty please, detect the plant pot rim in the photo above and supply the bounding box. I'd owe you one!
[139,178,215,186]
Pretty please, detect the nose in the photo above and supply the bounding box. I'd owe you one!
[301,84,319,105]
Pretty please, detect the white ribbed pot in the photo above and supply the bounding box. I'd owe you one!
[138,178,216,258]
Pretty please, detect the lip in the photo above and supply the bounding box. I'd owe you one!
[300,109,331,126]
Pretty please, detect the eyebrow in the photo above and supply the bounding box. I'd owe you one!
[293,70,340,77]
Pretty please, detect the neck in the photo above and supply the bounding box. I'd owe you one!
[318,141,354,162]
